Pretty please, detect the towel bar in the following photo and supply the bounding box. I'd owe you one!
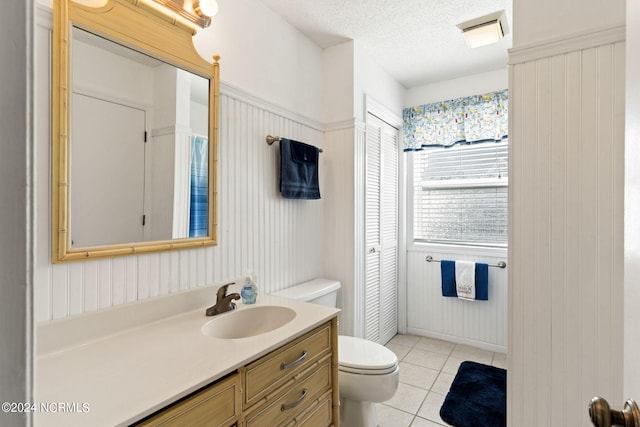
[425,255,506,269]
[266,135,323,153]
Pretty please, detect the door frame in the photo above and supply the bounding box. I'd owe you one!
[625,0,640,400]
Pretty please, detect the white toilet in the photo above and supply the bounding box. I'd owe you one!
[272,279,399,427]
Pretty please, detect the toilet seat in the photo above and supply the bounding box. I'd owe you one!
[338,335,398,375]
[339,364,398,375]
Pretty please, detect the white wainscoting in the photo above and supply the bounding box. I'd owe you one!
[322,123,356,336]
[406,248,508,353]
[508,33,625,426]
[320,120,367,338]
[35,14,326,321]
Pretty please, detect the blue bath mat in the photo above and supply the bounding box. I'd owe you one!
[439,361,506,427]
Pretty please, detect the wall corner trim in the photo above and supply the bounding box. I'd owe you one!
[324,118,357,132]
[365,94,402,129]
[509,24,626,65]
[36,3,53,29]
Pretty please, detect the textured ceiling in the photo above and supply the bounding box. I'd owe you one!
[256,0,513,89]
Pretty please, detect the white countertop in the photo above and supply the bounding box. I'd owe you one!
[34,288,339,426]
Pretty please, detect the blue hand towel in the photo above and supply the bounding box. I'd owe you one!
[441,261,489,300]
[441,260,457,297]
[475,263,489,300]
[279,138,321,199]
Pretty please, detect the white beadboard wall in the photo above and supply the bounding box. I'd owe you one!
[319,120,368,338]
[406,249,508,352]
[322,124,355,336]
[34,14,326,321]
[508,34,625,426]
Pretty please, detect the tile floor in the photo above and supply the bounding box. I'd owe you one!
[376,334,507,427]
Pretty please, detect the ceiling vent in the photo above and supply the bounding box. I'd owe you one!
[457,11,509,48]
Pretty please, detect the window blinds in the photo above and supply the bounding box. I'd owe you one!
[413,141,508,247]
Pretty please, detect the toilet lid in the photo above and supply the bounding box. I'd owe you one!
[338,335,398,374]
[270,279,340,302]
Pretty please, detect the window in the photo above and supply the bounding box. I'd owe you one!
[412,141,508,247]
[403,89,509,248]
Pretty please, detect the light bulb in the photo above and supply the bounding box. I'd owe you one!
[195,0,218,17]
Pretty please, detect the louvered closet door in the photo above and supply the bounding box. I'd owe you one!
[365,120,382,343]
[379,120,398,345]
[364,113,398,345]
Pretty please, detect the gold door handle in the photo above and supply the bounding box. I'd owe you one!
[590,397,640,427]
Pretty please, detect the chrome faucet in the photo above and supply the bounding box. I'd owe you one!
[206,282,241,316]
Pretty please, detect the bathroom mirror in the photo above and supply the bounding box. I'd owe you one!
[52,0,219,262]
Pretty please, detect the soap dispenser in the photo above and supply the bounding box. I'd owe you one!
[241,274,258,304]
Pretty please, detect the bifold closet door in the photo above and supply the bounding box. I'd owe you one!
[364,113,398,345]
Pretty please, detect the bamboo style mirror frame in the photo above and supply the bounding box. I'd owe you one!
[52,0,219,263]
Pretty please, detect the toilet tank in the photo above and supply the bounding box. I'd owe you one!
[271,279,341,308]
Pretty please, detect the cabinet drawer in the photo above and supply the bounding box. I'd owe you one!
[244,361,332,427]
[244,322,331,407]
[283,391,333,427]
[135,372,241,427]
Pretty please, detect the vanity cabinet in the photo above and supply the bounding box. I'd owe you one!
[134,317,339,427]
[242,321,336,426]
[135,372,242,426]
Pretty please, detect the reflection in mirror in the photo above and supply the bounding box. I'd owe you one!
[69,27,210,248]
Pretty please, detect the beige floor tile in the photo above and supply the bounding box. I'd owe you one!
[380,334,506,425]
[451,344,494,364]
[414,337,455,355]
[387,342,413,361]
[411,416,450,426]
[492,352,507,369]
[383,382,429,414]
[389,334,421,348]
[417,391,448,424]
[399,362,439,390]
[403,348,449,371]
[431,372,455,395]
[441,355,466,375]
[377,404,415,427]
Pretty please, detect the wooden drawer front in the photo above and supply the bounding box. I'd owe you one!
[136,373,241,427]
[283,391,332,427]
[244,361,332,427]
[244,322,331,407]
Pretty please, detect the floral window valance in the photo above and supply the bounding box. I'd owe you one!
[403,89,508,152]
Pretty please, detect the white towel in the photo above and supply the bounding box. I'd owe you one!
[455,261,476,301]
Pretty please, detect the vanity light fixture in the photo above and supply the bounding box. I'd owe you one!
[150,0,218,28]
[457,11,508,48]
[194,0,219,18]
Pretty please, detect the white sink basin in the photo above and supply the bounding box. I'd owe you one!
[201,305,296,339]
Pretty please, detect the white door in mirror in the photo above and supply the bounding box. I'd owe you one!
[70,94,145,248]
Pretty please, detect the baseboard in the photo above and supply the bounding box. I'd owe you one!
[406,327,507,354]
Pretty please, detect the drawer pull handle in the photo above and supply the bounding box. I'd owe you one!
[280,350,308,370]
[281,388,308,412]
